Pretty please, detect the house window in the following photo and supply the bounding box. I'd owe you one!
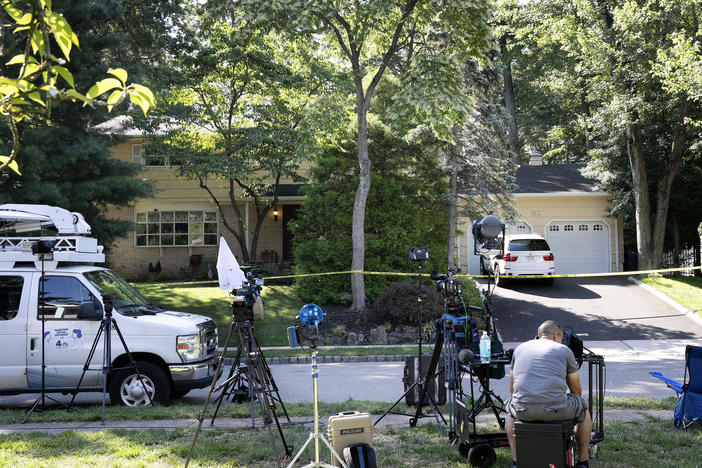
[549,225,559,232]
[564,224,574,231]
[579,224,589,231]
[132,143,172,167]
[593,224,603,231]
[136,210,218,247]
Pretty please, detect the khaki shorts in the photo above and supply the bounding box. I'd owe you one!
[506,393,588,423]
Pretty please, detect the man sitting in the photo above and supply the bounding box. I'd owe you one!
[505,320,592,468]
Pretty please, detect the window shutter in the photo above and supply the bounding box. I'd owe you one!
[132,144,144,165]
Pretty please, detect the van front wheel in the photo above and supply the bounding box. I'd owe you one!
[109,361,170,406]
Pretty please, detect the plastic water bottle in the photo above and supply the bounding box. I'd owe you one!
[480,331,491,364]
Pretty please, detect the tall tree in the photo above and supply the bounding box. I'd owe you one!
[241,0,491,310]
[0,0,153,175]
[0,0,158,243]
[149,2,328,262]
[516,0,701,269]
[291,122,448,304]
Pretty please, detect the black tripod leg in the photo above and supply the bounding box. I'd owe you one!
[374,380,421,426]
[70,320,106,406]
[254,337,291,423]
[411,328,445,427]
[244,328,283,467]
[210,343,244,425]
[185,319,237,468]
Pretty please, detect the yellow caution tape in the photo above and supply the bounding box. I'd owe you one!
[143,265,701,287]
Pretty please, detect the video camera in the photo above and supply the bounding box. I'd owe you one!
[230,271,264,323]
[430,266,465,314]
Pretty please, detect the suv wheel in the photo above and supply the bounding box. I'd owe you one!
[109,361,170,406]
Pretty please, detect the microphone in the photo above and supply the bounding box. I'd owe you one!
[458,349,474,365]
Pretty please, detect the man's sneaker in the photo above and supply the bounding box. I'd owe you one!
[575,461,589,468]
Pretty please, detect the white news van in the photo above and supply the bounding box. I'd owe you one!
[0,204,218,405]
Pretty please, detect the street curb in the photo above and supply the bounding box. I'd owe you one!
[628,276,702,329]
[224,354,405,366]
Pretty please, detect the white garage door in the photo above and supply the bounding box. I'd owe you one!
[544,221,610,275]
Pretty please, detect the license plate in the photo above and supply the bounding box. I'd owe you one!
[526,255,535,262]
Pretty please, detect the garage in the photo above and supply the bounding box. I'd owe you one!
[544,220,611,275]
[459,163,623,275]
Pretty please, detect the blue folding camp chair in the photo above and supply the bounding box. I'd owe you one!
[650,345,702,429]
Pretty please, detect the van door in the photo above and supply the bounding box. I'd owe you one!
[27,274,102,390]
[0,274,29,390]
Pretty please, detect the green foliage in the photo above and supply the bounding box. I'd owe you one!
[291,124,449,304]
[0,0,153,175]
[147,4,332,262]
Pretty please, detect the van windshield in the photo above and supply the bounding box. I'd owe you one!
[83,270,159,315]
[508,239,551,251]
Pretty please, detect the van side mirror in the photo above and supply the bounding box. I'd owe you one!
[77,301,103,320]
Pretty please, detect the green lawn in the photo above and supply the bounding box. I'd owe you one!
[0,397,678,425]
[638,275,702,316]
[1,417,700,467]
[132,279,483,349]
[133,283,300,347]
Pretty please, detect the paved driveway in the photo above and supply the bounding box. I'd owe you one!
[479,276,702,342]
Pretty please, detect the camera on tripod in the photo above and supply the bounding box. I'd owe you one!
[230,271,264,323]
[408,246,429,262]
[430,267,464,313]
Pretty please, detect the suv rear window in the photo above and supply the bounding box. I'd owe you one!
[508,239,551,251]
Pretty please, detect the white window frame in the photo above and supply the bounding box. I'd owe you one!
[135,210,218,247]
[132,143,172,167]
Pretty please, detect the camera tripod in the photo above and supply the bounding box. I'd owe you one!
[210,321,290,428]
[186,318,293,468]
[375,262,446,433]
[70,297,153,423]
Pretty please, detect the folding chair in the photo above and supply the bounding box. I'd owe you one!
[650,345,702,429]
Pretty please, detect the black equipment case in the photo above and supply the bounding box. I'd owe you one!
[515,420,576,468]
[403,354,446,406]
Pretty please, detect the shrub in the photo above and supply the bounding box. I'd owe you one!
[291,123,448,305]
[372,281,445,325]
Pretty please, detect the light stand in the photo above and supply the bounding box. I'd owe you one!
[375,251,445,432]
[286,305,347,468]
[23,242,74,424]
[70,295,153,424]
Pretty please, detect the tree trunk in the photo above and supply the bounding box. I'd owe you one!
[627,119,653,269]
[500,35,520,164]
[447,127,461,268]
[580,91,593,153]
[649,99,692,269]
[351,96,371,311]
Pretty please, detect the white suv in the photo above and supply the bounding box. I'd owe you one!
[490,233,555,286]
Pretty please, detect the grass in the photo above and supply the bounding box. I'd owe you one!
[132,279,484,350]
[637,275,702,316]
[0,397,679,425]
[1,417,700,467]
[132,283,301,347]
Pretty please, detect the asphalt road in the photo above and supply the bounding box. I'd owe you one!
[481,276,702,341]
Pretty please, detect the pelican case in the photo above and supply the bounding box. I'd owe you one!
[327,411,374,467]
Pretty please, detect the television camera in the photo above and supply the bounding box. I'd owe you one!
[230,271,265,323]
